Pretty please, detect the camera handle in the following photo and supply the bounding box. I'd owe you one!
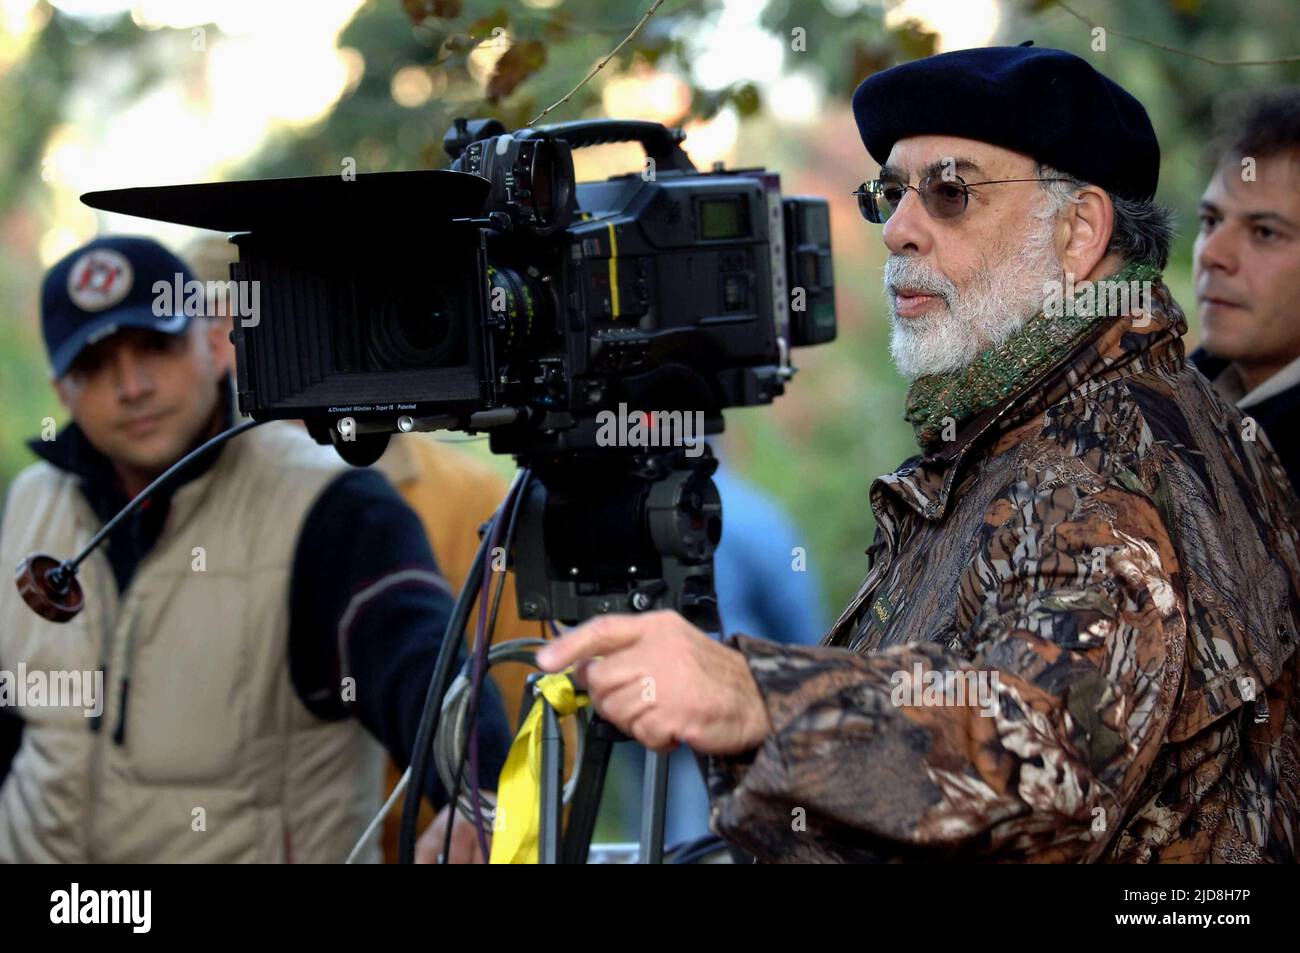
[526,119,697,173]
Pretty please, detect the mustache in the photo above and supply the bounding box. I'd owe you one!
[883,256,957,303]
[1196,277,1240,301]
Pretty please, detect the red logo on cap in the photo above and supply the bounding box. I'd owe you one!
[67,248,134,312]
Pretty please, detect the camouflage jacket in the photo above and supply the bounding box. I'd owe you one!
[707,281,1300,863]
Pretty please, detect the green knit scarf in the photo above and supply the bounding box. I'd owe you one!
[902,261,1162,451]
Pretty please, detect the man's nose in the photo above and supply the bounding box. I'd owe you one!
[1196,222,1237,276]
[112,345,155,401]
[881,188,933,257]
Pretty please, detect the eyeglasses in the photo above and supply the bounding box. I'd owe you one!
[852,175,1073,224]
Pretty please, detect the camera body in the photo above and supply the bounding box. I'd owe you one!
[226,118,835,454]
[76,118,838,621]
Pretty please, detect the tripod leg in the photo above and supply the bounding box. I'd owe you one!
[640,748,670,864]
[561,714,620,864]
[539,698,563,864]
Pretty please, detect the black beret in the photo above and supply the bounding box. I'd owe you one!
[851,45,1160,202]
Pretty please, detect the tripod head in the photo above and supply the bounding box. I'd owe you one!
[511,444,722,630]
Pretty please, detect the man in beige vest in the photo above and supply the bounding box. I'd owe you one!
[0,235,511,862]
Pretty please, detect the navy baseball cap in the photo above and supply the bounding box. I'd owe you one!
[41,235,196,378]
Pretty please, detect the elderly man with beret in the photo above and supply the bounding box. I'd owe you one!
[538,45,1300,863]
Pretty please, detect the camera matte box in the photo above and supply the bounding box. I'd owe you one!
[81,170,492,232]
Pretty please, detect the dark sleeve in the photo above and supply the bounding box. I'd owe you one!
[0,707,21,785]
[288,469,512,810]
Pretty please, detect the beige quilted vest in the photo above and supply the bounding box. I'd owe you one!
[0,422,385,862]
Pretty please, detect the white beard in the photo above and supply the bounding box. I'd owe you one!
[885,211,1064,381]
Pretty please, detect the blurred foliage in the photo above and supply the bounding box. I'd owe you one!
[759,0,936,98]
[0,3,158,482]
[242,0,934,180]
[0,6,157,217]
[246,0,726,178]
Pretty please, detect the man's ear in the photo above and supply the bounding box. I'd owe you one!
[204,317,234,374]
[52,375,75,413]
[1059,184,1115,281]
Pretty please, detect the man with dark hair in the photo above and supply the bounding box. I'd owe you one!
[538,46,1300,863]
[1190,87,1300,490]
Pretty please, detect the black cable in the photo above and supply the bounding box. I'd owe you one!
[443,468,531,862]
[60,418,264,577]
[441,492,509,863]
[399,468,526,864]
[398,517,492,864]
[462,474,518,857]
[484,473,529,679]
[442,554,504,862]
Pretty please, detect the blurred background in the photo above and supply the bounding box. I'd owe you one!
[2,0,1298,842]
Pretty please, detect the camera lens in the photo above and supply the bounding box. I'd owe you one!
[487,264,553,351]
[367,289,458,370]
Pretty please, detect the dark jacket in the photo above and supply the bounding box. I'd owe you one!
[1190,347,1300,495]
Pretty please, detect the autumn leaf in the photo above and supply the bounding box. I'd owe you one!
[729,82,761,118]
[402,0,462,24]
[486,39,547,103]
[891,18,938,61]
[849,41,894,85]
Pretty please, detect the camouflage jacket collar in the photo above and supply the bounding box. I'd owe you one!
[878,278,1187,523]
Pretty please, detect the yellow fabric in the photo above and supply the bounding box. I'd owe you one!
[489,673,588,864]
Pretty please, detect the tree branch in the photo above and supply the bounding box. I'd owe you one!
[1054,0,1300,66]
[526,0,668,127]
